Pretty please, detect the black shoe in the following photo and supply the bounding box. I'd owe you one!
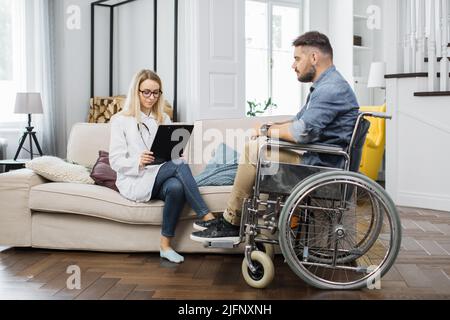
[190,217,240,243]
[193,217,220,231]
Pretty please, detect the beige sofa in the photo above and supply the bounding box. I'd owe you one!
[0,116,289,253]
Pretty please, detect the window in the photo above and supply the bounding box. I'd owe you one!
[245,0,302,116]
[0,0,25,123]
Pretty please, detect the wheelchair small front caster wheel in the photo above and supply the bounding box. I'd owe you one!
[241,251,274,289]
[255,235,275,260]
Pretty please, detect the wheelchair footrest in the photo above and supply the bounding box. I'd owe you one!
[202,240,240,249]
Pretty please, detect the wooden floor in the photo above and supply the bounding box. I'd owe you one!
[1,206,450,300]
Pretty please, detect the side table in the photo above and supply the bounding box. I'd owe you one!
[0,159,29,173]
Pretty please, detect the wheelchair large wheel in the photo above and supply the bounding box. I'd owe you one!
[291,189,383,265]
[279,171,401,290]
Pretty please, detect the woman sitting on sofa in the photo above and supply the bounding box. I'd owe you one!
[109,69,216,263]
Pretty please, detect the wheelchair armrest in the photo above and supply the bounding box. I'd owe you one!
[361,111,392,120]
[267,139,345,155]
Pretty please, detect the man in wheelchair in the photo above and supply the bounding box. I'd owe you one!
[190,31,359,244]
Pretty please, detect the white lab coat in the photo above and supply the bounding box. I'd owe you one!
[109,111,171,202]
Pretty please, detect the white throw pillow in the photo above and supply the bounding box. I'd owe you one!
[25,156,95,184]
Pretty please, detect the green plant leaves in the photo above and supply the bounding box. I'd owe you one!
[246,98,278,117]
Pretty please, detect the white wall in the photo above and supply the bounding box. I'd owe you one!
[53,0,87,158]
[51,0,175,157]
[114,0,155,95]
[3,0,393,159]
[328,0,353,85]
[300,0,329,103]
[305,0,329,34]
[52,0,245,156]
[386,77,450,212]
[156,0,175,105]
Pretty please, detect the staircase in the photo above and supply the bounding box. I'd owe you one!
[385,0,449,94]
[384,0,450,213]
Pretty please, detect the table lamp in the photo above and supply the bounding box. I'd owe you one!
[368,62,386,89]
[13,92,44,160]
[368,62,386,104]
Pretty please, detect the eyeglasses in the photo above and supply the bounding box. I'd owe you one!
[139,89,162,99]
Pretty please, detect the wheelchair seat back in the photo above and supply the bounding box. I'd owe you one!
[348,117,371,173]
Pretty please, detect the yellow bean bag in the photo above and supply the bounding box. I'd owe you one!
[359,104,386,180]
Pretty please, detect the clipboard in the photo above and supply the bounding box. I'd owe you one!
[149,124,194,165]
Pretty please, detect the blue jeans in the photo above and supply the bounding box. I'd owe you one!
[151,160,210,237]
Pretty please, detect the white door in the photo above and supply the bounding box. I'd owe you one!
[180,0,245,122]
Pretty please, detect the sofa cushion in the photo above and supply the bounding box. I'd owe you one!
[29,182,232,225]
[90,150,119,192]
[25,156,95,184]
[66,116,292,174]
[66,123,111,168]
[194,143,239,186]
[185,115,292,175]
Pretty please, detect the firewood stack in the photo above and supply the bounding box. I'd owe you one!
[88,96,174,123]
[88,96,126,123]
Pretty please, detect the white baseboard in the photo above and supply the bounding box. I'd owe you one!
[397,191,450,213]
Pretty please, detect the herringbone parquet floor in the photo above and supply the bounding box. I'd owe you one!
[1,206,449,300]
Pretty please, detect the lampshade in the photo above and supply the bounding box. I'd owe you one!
[14,92,43,114]
[367,62,386,88]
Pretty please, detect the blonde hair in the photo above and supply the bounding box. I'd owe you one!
[121,69,165,124]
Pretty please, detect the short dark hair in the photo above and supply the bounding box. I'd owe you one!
[292,31,333,59]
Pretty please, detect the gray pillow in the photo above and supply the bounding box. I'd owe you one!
[194,143,240,186]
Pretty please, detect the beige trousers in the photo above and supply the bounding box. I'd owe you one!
[223,137,301,225]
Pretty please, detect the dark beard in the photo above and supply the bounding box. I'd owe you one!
[298,65,316,83]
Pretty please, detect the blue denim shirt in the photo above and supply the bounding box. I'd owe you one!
[288,65,359,169]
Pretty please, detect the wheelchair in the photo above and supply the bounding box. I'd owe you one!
[205,112,402,290]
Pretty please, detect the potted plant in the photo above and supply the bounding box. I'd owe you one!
[246,98,277,117]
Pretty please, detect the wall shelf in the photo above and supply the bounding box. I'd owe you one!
[414,91,450,97]
[353,45,371,50]
[351,0,382,106]
[353,14,368,20]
